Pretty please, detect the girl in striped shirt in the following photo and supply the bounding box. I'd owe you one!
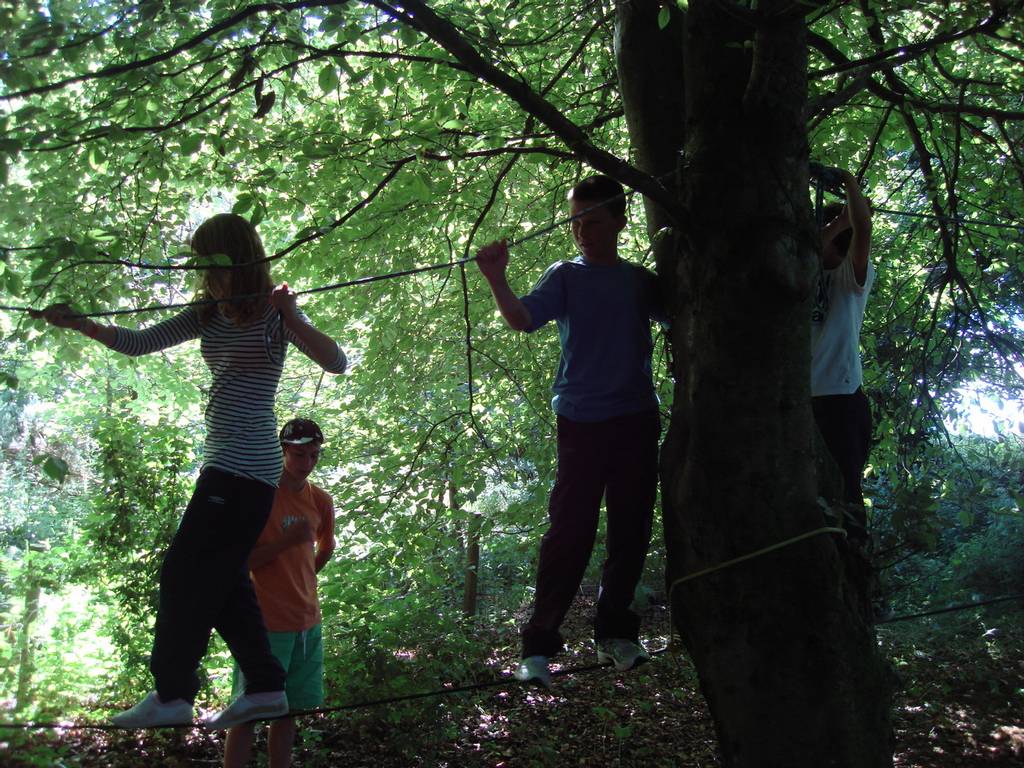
[35,213,346,729]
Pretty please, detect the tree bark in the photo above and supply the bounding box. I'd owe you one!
[614,0,686,237]
[463,511,481,618]
[616,1,896,765]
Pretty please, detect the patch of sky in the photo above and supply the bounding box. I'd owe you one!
[945,380,1024,438]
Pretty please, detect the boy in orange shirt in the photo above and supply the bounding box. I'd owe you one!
[224,418,335,768]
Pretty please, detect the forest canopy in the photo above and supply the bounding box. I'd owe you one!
[1,0,1023,764]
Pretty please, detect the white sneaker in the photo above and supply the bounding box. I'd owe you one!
[596,638,650,671]
[514,655,552,688]
[110,691,193,728]
[203,691,288,730]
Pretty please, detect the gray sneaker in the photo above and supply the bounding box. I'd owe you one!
[203,691,288,730]
[514,655,552,688]
[596,638,650,671]
[110,691,193,728]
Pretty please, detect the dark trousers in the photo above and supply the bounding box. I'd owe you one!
[812,387,872,525]
[151,468,286,703]
[521,409,660,658]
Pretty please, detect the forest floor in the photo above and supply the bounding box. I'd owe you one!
[3,596,1022,767]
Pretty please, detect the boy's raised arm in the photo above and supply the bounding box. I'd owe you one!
[476,239,533,332]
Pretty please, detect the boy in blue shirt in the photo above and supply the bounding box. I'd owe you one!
[476,175,663,686]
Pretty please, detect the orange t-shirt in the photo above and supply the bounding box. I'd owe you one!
[250,481,334,632]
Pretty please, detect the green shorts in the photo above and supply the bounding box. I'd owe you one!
[233,623,324,710]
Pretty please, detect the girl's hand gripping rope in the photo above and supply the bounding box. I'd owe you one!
[269,282,299,319]
[30,303,85,330]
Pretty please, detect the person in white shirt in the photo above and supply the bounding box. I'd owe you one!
[811,168,874,544]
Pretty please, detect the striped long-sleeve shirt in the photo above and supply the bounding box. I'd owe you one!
[112,305,346,487]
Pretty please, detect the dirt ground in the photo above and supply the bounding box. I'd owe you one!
[3,599,1022,767]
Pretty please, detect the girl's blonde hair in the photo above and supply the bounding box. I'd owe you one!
[192,213,273,325]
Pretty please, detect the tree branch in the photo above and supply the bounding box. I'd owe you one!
[0,0,353,102]
[363,0,680,221]
[807,31,1024,121]
[810,8,1009,80]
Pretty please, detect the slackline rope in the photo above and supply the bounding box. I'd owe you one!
[0,257,476,319]
[3,589,1022,731]
[0,182,654,320]
[809,161,1023,232]
[874,206,1024,232]
[668,525,847,602]
[875,592,1024,625]
[1,173,1020,320]
[665,525,847,647]
[4,593,1019,737]
[0,649,676,732]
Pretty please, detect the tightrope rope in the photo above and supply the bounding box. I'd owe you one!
[0,183,652,321]
[0,258,478,320]
[1,589,1021,731]
[665,526,847,648]
[875,592,1024,625]
[668,526,847,601]
[3,176,1018,321]
[874,206,1024,232]
[0,649,676,732]
[3,588,1022,731]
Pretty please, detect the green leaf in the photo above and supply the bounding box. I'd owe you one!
[30,259,56,282]
[657,5,671,29]
[301,138,333,158]
[87,147,107,173]
[56,238,77,257]
[185,251,232,268]
[233,194,255,215]
[318,65,340,93]
[180,135,203,156]
[5,270,23,296]
[36,454,70,484]
[0,371,17,389]
[320,12,347,32]
[250,204,265,227]
[408,174,432,202]
[295,226,326,239]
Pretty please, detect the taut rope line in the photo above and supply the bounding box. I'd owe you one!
[0,183,648,320]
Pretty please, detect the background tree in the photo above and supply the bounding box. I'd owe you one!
[1,1,1023,765]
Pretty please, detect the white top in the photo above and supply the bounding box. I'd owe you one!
[810,255,874,397]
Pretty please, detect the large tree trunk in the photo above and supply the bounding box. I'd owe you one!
[617,2,895,765]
